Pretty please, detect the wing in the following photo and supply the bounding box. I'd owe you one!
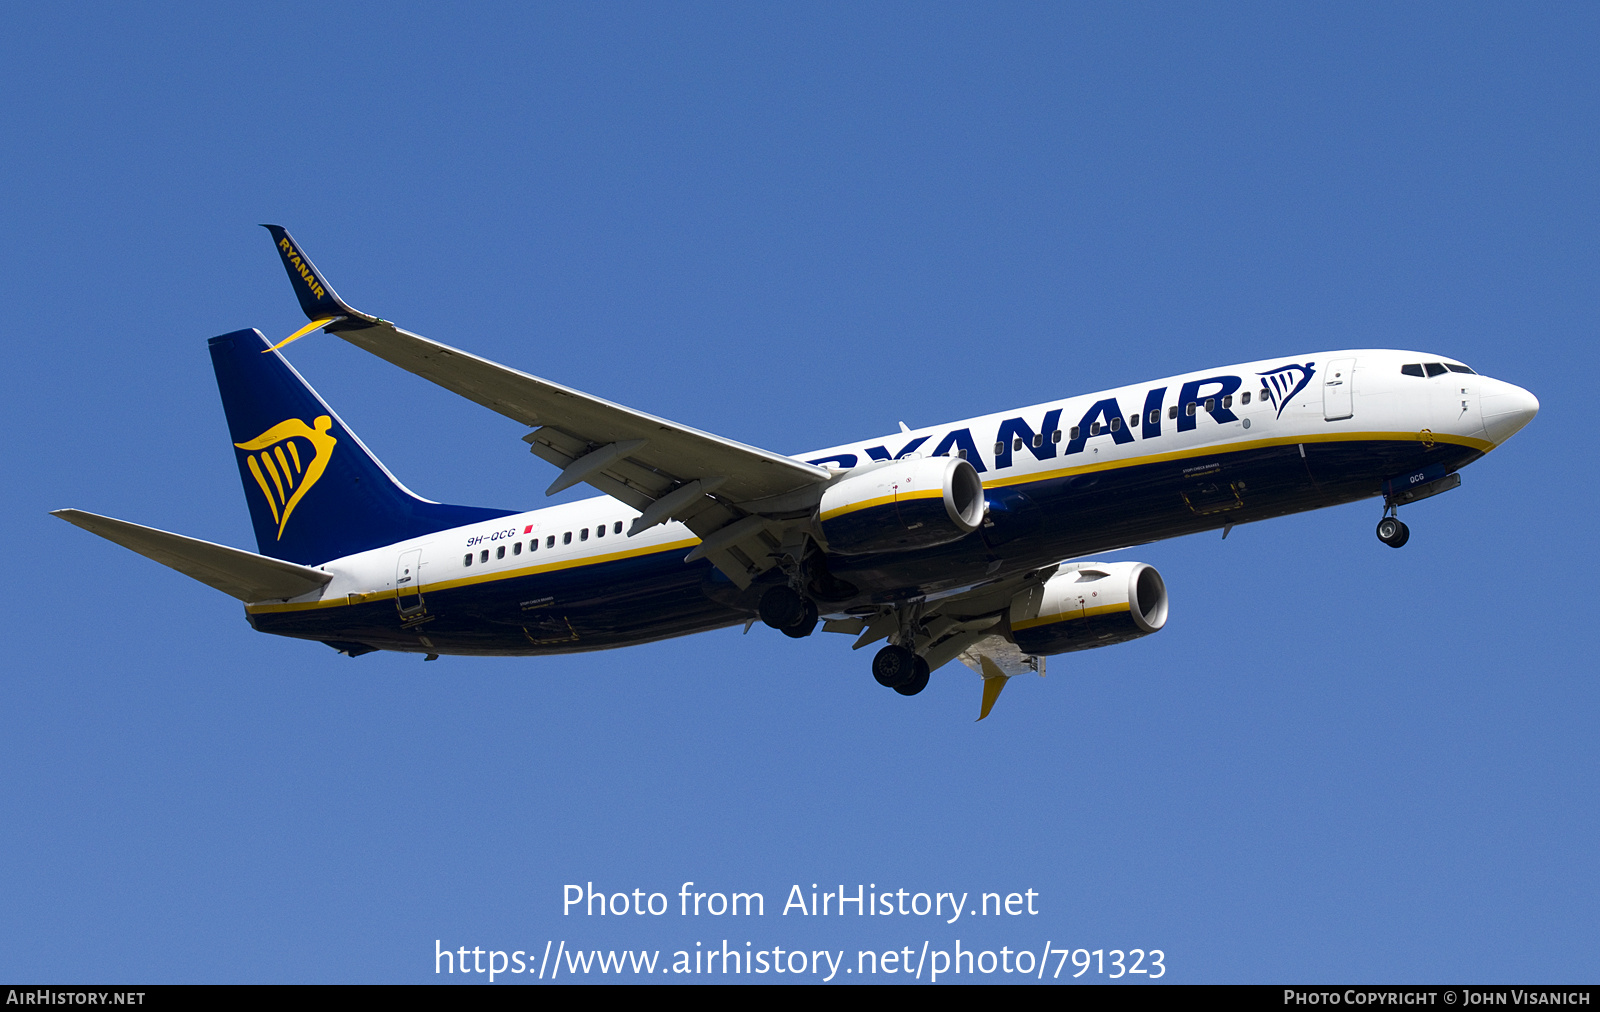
[261,225,831,587]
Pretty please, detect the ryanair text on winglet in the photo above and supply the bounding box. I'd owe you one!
[278,236,327,301]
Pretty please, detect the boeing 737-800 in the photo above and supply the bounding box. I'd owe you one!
[53,226,1539,717]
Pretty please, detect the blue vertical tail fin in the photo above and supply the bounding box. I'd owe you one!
[209,328,516,565]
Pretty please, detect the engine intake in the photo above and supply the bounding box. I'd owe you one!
[818,456,985,555]
[1007,562,1168,656]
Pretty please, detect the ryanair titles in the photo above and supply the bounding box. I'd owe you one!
[277,236,327,302]
[806,366,1313,474]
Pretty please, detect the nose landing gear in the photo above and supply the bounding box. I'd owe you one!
[1376,513,1410,548]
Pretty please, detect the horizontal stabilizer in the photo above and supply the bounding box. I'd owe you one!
[51,509,332,602]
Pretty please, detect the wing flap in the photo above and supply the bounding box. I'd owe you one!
[52,509,333,603]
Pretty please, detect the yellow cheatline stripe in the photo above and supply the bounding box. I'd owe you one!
[821,494,895,522]
[981,430,1493,492]
[263,316,339,353]
[245,537,702,613]
[247,430,1491,612]
[1011,602,1130,631]
[819,487,943,522]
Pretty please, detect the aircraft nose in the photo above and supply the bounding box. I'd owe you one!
[1480,379,1539,446]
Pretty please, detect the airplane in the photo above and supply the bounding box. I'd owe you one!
[53,226,1540,718]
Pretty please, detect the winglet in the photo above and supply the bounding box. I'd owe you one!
[977,656,1009,721]
[261,224,358,321]
[259,225,380,350]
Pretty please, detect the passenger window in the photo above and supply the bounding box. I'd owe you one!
[1260,387,1270,400]
[1241,391,1250,405]
[563,532,572,545]
[1148,409,1160,425]
[1013,438,1023,451]
[1128,414,1138,427]
[614,521,623,534]
[463,554,472,567]
[497,545,505,560]
[1070,426,1080,440]
[580,529,589,542]
[529,539,537,552]
[1109,417,1121,432]
[1031,434,1043,447]
[596,525,605,538]
[1222,395,1232,408]
[546,535,555,549]
[1089,421,1101,436]
[1425,362,1447,377]
[1186,402,1196,416]
[1168,406,1178,420]
[513,542,522,555]
[993,442,1005,456]
[957,449,967,459]
[480,550,489,563]
[1052,429,1062,443]
[1204,398,1215,412]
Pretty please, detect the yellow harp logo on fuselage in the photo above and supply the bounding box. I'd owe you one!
[235,415,337,540]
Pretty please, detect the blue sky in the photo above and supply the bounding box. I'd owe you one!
[3,4,1596,983]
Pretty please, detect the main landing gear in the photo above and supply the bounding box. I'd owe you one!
[758,585,818,638]
[760,583,932,697]
[1376,513,1410,549]
[872,644,931,696]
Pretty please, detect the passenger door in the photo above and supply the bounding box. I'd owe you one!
[1323,358,1355,421]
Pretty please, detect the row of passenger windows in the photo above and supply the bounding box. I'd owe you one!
[467,382,1293,570]
[991,391,1268,453]
[463,520,625,567]
[1401,362,1474,377]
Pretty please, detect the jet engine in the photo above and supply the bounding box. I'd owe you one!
[817,456,985,555]
[1006,562,1168,656]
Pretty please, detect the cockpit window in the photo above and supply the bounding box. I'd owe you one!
[1402,362,1474,377]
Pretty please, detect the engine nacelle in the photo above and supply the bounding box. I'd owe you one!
[818,456,986,555]
[1007,562,1168,656]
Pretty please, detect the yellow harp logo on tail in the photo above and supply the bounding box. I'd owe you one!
[235,416,338,539]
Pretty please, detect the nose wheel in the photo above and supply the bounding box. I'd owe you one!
[1376,515,1410,548]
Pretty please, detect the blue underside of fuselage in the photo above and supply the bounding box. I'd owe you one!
[248,436,1481,657]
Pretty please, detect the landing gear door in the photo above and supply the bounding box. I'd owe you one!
[1323,358,1355,421]
[396,548,425,615]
